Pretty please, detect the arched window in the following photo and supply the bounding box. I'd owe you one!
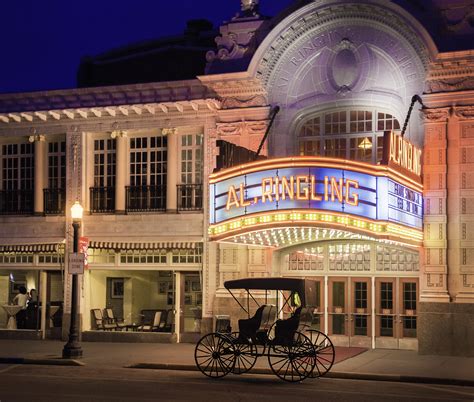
[298,109,401,164]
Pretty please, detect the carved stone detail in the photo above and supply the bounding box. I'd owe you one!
[256,3,431,89]
[216,120,267,137]
[455,106,474,120]
[422,108,450,123]
[216,120,268,153]
[221,94,267,109]
[205,10,264,72]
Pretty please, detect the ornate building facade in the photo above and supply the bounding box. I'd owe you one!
[0,0,473,355]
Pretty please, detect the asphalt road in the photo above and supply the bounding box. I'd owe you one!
[0,364,473,402]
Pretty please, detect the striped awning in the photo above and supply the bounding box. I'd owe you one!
[89,241,201,251]
[0,242,65,253]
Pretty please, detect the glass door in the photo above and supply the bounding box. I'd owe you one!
[349,277,372,347]
[375,278,418,349]
[177,272,202,342]
[328,278,348,345]
[375,278,397,348]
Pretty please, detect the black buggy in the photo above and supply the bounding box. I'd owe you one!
[194,278,335,382]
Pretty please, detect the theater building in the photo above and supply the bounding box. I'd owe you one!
[0,0,473,355]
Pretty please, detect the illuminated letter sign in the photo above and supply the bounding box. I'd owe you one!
[209,159,423,230]
[383,131,422,180]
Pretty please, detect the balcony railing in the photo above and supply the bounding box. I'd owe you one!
[126,185,166,212]
[90,187,115,213]
[177,184,203,211]
[44,188,66,215]
[0,189,34,215]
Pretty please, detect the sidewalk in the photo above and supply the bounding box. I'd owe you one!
[0,339,473,386]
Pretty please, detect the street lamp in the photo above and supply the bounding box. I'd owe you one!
[63,201,84,359]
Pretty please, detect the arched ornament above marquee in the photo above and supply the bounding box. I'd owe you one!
[245,0,438,150]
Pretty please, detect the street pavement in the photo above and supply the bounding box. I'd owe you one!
[0,339,473,386]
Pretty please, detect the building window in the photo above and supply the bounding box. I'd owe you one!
[90,139,116,213]
[298,109,401,164]
[0,253,34,264]
[119,250,166,265]
[287,247,324,271]
[328,243,370,271]
[127,136,167,212]
[172,245,203,264]
[1,143,34,214]
[177,134,203,211]
[88,248,115,265]
[44,141,66,214]
[38,254,63,264]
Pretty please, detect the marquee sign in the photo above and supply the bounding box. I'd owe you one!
[209,156,423,246]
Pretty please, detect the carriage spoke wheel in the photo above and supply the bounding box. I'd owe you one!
[194,333,235,378]
[307,330,335,378]
[268,331,316,382]
[229,332,257,374]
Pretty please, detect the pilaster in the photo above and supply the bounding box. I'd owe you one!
[113,131,127,213]
[164,128,178,212]
[32,135,46,215]
[420,108,450,302]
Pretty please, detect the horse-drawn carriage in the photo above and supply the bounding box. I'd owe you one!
[194,278,335,382]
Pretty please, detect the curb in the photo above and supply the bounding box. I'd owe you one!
[127,363,474,387]
[0,357,84,366]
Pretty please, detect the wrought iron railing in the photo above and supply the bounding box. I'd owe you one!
[126,185,166,212]
[44,188,66,215]
[0,189,34,215]
[177,184,203,211]
[90,187,115,213]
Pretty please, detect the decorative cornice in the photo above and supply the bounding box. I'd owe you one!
[0,80,216,114]
[425,53,474,94]
[0,99,221,126]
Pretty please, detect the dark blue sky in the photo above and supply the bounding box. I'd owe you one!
[0,0,294,94]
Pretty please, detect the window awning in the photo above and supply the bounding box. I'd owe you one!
[0,241,65,253]
[89,241,202,251]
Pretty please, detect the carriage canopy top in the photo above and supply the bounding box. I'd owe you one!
[224,278,318,307]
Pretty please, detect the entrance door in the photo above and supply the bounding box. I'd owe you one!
[177,272,202,342]
[375,278,418,349]
[349,277,372,347]
[328,277,372,347]
[328,278,348,346]
[307,277,324,332]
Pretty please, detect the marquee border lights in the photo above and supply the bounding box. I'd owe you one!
[209,156,423,191]
[208,209,423,247]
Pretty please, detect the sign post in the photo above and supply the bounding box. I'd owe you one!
[68,253,85,275]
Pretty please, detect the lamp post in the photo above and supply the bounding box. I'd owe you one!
[63,201,84,359]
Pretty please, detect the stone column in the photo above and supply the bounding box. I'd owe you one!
[32,135,46,215]
[114,131,127,213]
[165,128,178,212]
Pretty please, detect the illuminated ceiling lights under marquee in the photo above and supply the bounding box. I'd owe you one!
[209,132,423,248]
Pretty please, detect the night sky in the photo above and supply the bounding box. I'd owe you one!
[0,0,294,95]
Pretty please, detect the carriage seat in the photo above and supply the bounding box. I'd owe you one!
[274,307,314,342]
[238,304,276,341]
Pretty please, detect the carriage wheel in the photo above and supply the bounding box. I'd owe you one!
[268,331,316,382]
[228,332,257,374]
[307,330,335,378]
[194,333,235,378]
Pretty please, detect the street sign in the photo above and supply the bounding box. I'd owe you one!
[69,253,85,275]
